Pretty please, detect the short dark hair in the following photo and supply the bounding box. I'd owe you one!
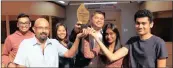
[91,10,105,18]
[134,9,153,23]
[17,13,30,21]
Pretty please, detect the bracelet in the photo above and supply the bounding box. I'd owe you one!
[6,62,12,67]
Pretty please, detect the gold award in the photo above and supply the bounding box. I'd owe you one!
[77,3,89,24]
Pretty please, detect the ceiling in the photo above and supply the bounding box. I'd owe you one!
[52,1,143,6]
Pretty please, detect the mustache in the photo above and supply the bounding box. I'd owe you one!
[40,32,47,35]
[137,28,142,30]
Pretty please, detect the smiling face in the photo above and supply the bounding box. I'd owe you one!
[105,28,117,44]
[33,18,50,42]
[91,13,105,30]
[57,25,67,40]
[135,17,153,36]
[17,17,31,33]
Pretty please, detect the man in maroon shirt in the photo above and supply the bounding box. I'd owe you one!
[2,13,34,67]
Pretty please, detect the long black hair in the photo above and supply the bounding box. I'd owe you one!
[103,22,122,52]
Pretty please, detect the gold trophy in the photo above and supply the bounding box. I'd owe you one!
[77,3,89,24]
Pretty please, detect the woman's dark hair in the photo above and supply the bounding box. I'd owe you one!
[103,22,122,51]
[55,23,68,44]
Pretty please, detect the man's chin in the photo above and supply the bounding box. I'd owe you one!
[40,37,47,42]
[108,41,113,44]
[95,26,102,30]
[96,24,103,27]
[137,32,146,36]
[20,30,28,33]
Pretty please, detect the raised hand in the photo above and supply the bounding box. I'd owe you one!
[76,28,89,39]
[74,21,82,33]
[7,62,17,68]
[87,27,97,39]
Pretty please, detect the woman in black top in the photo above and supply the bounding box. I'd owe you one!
[56,23,75,68]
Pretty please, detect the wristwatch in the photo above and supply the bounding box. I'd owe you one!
[6,62,12,67]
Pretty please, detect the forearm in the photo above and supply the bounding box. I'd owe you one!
[2,55,11,66]
[94,38,115,61]
[65,37,80,58]
[2,44,12,66]
[95,38,128,62]
[17,65,26,68]
[157,58,167,68]
[83,39,95,59]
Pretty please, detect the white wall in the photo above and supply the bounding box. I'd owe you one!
[64,2,139,44]
[140,1,172,12]
[2,1,65,18]
[117,3,139,44]
[64,5,79,33]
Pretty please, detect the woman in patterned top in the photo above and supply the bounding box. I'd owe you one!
[88,22,124,67]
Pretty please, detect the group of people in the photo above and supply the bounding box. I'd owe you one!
[2,9,168,68]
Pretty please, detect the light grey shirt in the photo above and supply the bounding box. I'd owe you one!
[14,36,68,67]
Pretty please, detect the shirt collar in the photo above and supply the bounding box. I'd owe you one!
[100,29,103,34]
[33,36,52,46]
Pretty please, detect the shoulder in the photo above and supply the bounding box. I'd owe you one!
[19,37,36,47]
[23,37,35,42]
[6,33,16,40]
[9,31,20,37]
[18,37,35,51]
[28,31,35,36]
[126,36,139,44]
[5,35,12,41]
[67,41,73,48]
[152,35,165,45]
[152,35,164,42]
[21,37,35,45]
[68,41,73,45]
[4,33,18,42]
[49,39,60,44]
[130,36,139,40]
[49,39,63,47]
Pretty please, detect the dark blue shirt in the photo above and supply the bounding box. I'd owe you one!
[124,35,168,68]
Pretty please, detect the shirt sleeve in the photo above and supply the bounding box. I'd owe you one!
[55,40,68,57]
[13,40,27,66]
[67,42,73,49]
[124,38,131,50]
[156,39,168,59]
[2,36,12,66]
[69,29,78,43]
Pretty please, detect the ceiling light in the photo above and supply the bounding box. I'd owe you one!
[84,2,118,5]
[58,1,65,4]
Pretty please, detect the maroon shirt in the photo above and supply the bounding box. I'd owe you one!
[2,30,34,66]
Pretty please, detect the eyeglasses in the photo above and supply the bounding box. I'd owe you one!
[34,26,50,30]
[18,22,30,25]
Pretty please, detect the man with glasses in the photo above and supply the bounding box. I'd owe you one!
[2,13,34,67]
[14,18,85,67]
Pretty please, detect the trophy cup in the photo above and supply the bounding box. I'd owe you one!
[77,3,89,25]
